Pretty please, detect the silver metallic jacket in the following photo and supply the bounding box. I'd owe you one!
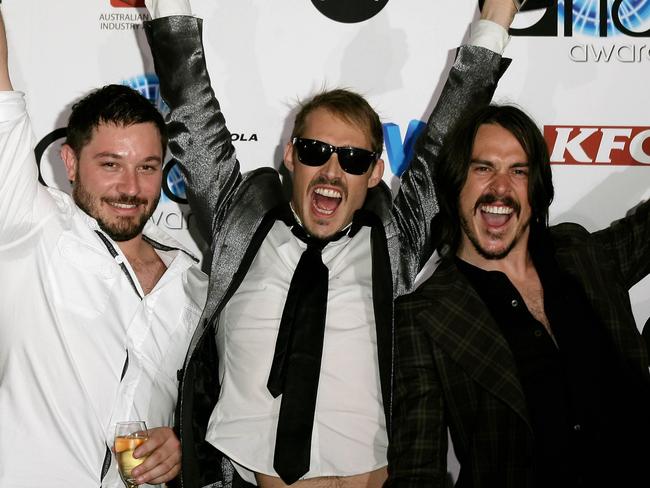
[145,16,509,488]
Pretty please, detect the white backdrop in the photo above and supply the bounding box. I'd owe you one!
[3,0,649,325]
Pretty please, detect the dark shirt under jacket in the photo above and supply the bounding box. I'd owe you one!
[456,240,650,488]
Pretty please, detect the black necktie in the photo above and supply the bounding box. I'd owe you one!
[267,207,350,485]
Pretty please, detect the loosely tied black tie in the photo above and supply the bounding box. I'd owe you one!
[267,220,346,485]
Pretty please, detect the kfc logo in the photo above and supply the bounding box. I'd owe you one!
[546,125,650,165]
[110,0,146,8]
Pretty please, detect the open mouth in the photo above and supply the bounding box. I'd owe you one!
[103,198,145,215]
[311,187,342,216]
[479,204,514,228]
[109,202,138,209]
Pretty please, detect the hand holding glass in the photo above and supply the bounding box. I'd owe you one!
[114,421,149,488]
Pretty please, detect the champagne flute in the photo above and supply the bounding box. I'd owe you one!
[114,421,149,488]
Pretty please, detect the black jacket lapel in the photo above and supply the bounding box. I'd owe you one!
[422,258,532,429]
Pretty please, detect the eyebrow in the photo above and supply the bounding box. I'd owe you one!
[92,152,162,164]
[469,159,529,168]
[93,151,124,160]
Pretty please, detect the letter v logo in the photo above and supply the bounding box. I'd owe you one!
[382,120,426,176]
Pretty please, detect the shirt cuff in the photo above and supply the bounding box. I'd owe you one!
[144,0,192,19]
[468,19,510,55]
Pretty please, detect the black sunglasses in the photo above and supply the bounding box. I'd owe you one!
[292,137,379,175]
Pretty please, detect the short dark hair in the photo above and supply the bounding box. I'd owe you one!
[434,104,554,257]
[65,84,168,158]
[291,88,383,155]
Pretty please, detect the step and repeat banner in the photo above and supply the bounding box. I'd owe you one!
[4,0,649,330]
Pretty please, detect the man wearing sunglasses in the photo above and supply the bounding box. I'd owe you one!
[144,0,518,487]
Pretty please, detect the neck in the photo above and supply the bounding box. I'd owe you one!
[115,234,152,262]
[457,240,534,282]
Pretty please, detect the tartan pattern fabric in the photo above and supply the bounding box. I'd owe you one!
[387,200,650,488]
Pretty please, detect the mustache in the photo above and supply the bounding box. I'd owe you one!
[308,175,348,200]
[102,195,148,206]
[474,193,521,217]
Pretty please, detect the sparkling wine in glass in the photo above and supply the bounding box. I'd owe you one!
[114,421,149,488]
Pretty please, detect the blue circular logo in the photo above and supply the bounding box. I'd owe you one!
[560,0,650,36]
[163,161,188,203]
[122,74,169,114]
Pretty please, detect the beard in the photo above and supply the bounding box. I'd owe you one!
[460,214,529,260]
[72,180,158,242]
[459,193,528,260]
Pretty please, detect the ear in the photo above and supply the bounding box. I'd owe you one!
[60,144,78,183]
[366,158,384,188]
[283,140,295,173]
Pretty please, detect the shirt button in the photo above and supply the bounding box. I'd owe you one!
[534,330,543,338]
[511,299,519,307]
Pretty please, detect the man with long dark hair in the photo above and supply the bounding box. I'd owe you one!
[389,104,650,487]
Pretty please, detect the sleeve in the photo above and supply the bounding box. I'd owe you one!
[591,198,650,290]
[0,91,41,244]
[144,0,192,19]
[386,298,449,488]
[144,16,242,244]
[391,45,510,287]
[469,19,510,54]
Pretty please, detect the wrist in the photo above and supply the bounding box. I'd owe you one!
[480,0,518,30]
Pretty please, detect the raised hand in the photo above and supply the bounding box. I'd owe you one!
[480,0,520,29]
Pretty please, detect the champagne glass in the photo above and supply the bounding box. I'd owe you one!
[114,421,149,488]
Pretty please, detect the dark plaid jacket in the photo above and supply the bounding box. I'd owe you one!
[387,199,650,488]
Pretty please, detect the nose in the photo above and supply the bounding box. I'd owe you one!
[116,169,140,196]
[320,152,345,179]
[489,171,512,196]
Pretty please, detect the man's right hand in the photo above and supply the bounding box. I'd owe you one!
[481,0,519,30]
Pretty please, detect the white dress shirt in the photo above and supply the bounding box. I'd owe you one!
[208,222,386,483]
[0,91,208,487]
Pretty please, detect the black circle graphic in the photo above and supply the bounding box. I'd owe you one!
[311,0,390,23]
[35,127,67,187]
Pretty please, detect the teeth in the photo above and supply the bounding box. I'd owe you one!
[481,205,513,215]
[314,187,342,199]
[110,202,137,209]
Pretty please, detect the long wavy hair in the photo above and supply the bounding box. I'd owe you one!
[434,104,554,258]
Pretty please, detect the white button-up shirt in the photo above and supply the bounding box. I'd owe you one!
[0,91,208,487]
[207,222,387,484]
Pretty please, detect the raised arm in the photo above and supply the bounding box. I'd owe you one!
[591,198,650,290]
[391,0,517,293]
[144,0,243,244]
[0,8,44,245]
[0,10,12,91]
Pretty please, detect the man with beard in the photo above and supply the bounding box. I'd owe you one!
[142,0,520,487]
[0,9,207,487]
[388,104,650,487]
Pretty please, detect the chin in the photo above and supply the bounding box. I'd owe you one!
[307,221,339,239]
